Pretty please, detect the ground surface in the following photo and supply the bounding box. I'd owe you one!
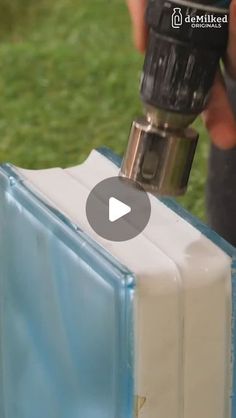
[0,0,209,219]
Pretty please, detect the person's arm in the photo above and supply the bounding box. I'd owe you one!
[126,0,236,149]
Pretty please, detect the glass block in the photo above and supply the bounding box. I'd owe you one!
[0,164,135,418]
[1,149,236,418]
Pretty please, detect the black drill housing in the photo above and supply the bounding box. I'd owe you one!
[141,0,229,118]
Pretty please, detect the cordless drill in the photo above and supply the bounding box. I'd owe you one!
[120,0,230,196]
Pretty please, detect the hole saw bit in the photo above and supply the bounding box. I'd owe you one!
[120,0,231,196]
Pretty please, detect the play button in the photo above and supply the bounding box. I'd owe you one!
[86,176,151,242]
[109,198,131,222]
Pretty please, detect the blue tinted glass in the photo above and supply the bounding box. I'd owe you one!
[0,164,135,418]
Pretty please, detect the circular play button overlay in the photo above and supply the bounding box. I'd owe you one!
[86,176,151,242]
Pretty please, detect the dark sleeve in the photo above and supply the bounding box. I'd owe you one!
[224,71,236,116]
[206,71,236,247]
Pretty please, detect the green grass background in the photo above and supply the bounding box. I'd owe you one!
[0,0,210,219]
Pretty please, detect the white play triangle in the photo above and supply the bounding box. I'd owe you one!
[109,197,131,222]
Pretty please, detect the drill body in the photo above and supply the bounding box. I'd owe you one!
[120,0,230,196]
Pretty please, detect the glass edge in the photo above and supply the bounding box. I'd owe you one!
[0,163,136,289]
[0,161,136,418]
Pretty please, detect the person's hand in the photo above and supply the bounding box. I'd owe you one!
[127,0,236,149]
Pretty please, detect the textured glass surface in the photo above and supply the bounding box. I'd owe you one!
[0,164,135,418]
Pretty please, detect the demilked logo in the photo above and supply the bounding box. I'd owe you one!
[171,7,228,29]
[172,8,183,28]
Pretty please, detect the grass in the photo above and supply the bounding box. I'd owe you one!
[0,0,210,220]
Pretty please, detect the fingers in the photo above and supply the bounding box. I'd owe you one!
[226,0,236,77]
[203,71,236,149]
[126,0,148,52]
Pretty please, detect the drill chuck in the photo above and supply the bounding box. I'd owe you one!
[120,0,230,196]
[120,118,198,196]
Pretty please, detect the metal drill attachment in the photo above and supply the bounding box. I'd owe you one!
[120,118,198,196]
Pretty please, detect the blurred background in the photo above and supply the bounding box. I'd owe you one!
[0,0,209,219]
